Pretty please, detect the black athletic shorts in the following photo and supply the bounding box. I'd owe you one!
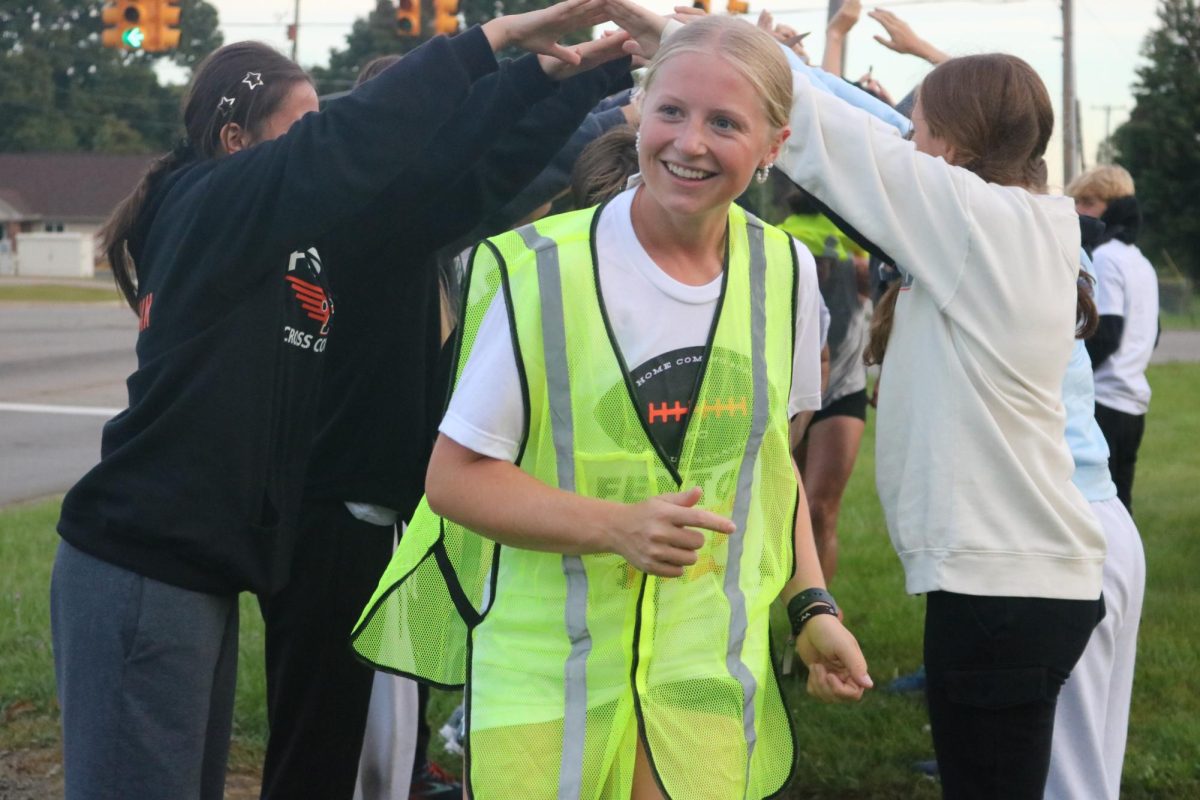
[811,388,868,425]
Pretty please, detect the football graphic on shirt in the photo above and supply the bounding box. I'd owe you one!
[593,345,763,471]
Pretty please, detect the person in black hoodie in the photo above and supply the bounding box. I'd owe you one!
[261,45,636,800]
[49,4,628,798]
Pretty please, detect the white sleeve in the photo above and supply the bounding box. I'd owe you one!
[789,241,824,417]
[777,73,988,309]
[438,290,525,463]
[1093,249,1127,318]
[818,293,831,348]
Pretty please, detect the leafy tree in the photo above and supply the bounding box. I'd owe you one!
[0,1,222,153]
[1110,0,1200,282]
[312,0,592,96]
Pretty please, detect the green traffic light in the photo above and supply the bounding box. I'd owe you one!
[122,27,145,49]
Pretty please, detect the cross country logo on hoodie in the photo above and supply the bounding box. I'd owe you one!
[282,247,333,352]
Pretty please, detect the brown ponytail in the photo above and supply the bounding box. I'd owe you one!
[1076,271,1099,339]
[101,144,192,311]
[101,41,312,313]
[864,281,900,366]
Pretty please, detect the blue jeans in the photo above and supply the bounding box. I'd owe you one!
[51,540,239,800]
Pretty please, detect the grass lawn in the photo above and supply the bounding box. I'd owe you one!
[1160,309,1200,331]
[2,364,1198,797]
[0,284,122,304]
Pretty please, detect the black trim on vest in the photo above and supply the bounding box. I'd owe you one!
[443,242,479,414]
[432,525,483,628]
[481,237,533,468]
[347,534,467,691]
[588,204,731,486]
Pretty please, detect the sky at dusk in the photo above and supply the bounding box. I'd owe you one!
[205,0,1162,189]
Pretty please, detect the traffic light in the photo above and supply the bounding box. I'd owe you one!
[101,1,180,51]
[692,0,710,12]
[142,1,182,53]
[396,0,421,37]
[726,0,750,14]
[433,0,460,36]
[101,1,147,50]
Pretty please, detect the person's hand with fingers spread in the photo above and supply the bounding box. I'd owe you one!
[538,28,633,79]
[868,7,950,65]
[610,487,735,578]
[604,0,671,60]
[796,612,873,702]
[483,0,611,64]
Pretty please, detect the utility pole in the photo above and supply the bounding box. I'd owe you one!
[827,0,847,76]
[291,0,300,62]
[1062,0,1077,186]
[1093,104,1127,142]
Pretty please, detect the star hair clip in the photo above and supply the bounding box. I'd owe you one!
[217,96,237,116]
[242,71,264,90]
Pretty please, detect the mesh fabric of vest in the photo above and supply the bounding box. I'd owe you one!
[353,203,800,799]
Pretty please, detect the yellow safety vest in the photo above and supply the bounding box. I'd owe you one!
[353,201,801,799]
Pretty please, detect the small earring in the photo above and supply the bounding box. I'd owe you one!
[635,129,641,153]
[755,163,773,184]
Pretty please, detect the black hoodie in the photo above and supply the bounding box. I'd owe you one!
[58,30,509,596]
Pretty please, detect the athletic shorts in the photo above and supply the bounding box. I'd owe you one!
[811,388,868,425]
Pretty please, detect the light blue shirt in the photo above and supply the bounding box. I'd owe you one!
[1064,251,1118,501]
[779,47,914,137]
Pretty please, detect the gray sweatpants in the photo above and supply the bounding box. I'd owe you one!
[50,540,239,800]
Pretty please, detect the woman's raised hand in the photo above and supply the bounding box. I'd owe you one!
[538,29,634,79]
[608,487,735,578]
[868,7,949,64]
[827,0,862,37]
[484,0,611,64]
[603,0,670,60]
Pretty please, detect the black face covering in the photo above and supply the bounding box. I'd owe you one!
[1079,214,1107,256]
[1099,195,1141,246]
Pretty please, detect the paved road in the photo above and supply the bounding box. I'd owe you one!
[0,301,1196,507]
[0,301,136,506]
[1152,329,1200,364]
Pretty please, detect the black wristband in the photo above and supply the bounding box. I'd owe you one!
[789,602,839,636]
[787,588,839,636]
[787,588,839,617]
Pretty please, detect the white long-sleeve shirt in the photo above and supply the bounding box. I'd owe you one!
[776,73,1105,600]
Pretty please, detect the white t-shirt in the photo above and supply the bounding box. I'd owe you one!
[1092,239,1158,415]
[440,188,823,463]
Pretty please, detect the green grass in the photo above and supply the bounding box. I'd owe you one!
[1160,309,1200,330]
[2,364,1198,796]
[0,283,122,303]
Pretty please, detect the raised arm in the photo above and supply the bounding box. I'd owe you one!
[196,0,612,269]
[868,8,950,66]
[774,75,983,305]
[821,0,861,76]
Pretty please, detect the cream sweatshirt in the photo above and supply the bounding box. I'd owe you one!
[776,74,1105,600]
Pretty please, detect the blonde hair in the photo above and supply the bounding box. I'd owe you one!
[641,16,793,131]
[1065,165,1136,204]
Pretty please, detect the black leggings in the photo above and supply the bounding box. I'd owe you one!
[924,591,1104,800]
[1094,403,1145,511]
